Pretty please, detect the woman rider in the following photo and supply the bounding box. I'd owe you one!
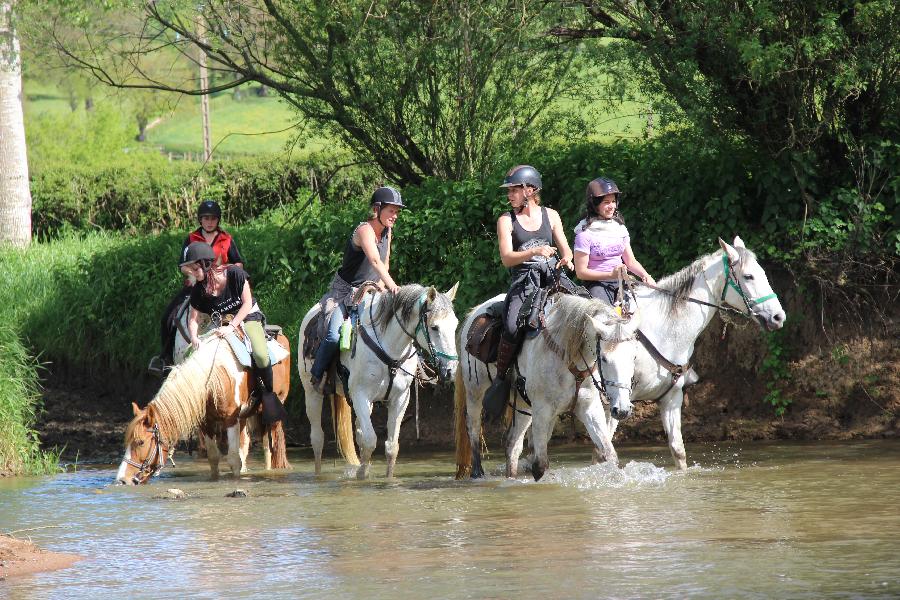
[150,200,243,375]
[183,242,286,423]
[308,186,405,391]
[483,165,575,416]
[573,178,654,310]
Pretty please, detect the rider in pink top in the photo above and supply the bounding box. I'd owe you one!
[573,178,655,305]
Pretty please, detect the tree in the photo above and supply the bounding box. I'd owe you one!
[37,0,585,185]
[552,0,899,203]
[0,0,31,248]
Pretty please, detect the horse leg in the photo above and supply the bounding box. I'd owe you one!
[239,420,253,473]
[465,394,486,479]
[384,390,411,479]
[225,424,243,477]
[353,398,376,480]
[504,405,532,478]
[660,389,688,470]
[575,393,618,468]
[203,433,220,480]
[304,388,325,475]
[529,404,556,482]
[257,417,272,471]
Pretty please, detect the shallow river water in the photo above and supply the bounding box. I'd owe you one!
[1,440,898,599]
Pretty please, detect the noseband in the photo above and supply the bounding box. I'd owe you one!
[124,424,171,485]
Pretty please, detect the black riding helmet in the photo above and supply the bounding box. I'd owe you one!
[197,200,222,221]
[370,186,405,209]
[180,241,216,267]
[500,165,542,190]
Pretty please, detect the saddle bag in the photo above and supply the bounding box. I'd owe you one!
[465,313,502,364]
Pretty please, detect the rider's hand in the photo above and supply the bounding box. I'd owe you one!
[557,256,572,270]
[190,336,201,351]
[613,265,628,279]
[385,282,400,294]
[642,274,656,285]
[216,324,235,337]
[531,245,556,259]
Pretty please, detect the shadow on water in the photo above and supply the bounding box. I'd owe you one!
[2,440,899,599]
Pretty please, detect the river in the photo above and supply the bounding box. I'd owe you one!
[1,440,898,599]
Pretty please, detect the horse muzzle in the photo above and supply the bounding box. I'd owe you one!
[610,404,634,420]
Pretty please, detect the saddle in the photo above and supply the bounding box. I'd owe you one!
[465,301,504,364]
[303,282,380,359]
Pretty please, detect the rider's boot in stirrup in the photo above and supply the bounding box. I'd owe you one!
[256,364,287,424]
[483,334,519,419]
[309,338,338,393]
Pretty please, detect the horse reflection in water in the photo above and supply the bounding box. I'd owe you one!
[455,294,641,481]
[116,333,291,484]
[299,284,459,479]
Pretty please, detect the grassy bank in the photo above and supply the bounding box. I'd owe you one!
[0,323,59,476]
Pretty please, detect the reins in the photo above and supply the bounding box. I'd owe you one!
[124,423,172,485]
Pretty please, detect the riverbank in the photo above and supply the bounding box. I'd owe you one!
[0,534,81,579]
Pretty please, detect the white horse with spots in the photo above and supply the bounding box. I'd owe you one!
[454,294,640,481]
[602,236,786,469]
[299,284,460,479]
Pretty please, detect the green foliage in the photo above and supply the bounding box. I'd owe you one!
[761,330,791,416]
[0,323,60,476]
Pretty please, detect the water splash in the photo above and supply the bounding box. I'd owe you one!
[538,460,672,489]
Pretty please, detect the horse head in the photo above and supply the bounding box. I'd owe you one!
[718,237,786,331]
[418,282,460,382]
[589,306,641,421]
[115,402,171,485]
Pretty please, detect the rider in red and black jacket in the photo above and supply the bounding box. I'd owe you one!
[149,200,244,374]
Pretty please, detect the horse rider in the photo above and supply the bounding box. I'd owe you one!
[149,200,244,375]
[573,178,655,310]
[183,242,286,423]
[482,164,577,417]
[308,186,405,391]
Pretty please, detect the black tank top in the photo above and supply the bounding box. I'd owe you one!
[510,206,553,251]
[337,223,390,286]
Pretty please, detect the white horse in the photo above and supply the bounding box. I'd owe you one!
[299,284,460,479]
[601,236,786,470]
[454,293,641,481]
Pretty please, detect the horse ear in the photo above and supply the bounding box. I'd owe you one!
[718,237,740,263]
[144,404,158,426]
[132,402,141,417]
[445,281,459,302]
[588,314,614,341]
[427,286,437,302]
[733,235,746,249]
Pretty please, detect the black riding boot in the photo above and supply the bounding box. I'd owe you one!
[309,338,339,390]
[255,364,287,424]
[483,333,520,419]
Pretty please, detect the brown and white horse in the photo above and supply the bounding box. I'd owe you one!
[116,333,291,484]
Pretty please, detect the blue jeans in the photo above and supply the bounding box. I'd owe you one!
[310,305,345,380]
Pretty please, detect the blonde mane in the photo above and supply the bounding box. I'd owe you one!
[126,338,236,445]
[545,295,629,362]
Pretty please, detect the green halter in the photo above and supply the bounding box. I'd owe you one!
[413,294,458,362]
[721,255,778,307]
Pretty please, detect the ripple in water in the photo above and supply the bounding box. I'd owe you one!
[538,460,672,489]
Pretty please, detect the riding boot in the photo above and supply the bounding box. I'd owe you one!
[255,364,287,424]
[483,333,520,419]
[309,338,339,391]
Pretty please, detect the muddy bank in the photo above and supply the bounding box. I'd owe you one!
[35,295,899,463]
[0,534,82,579]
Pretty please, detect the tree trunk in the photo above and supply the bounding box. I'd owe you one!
[0,0,31,248]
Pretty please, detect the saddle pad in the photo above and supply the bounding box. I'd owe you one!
[302,313,322,359]
[226,333,289,368]
[466,313,502,364]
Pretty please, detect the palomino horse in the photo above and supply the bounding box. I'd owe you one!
[601,236,786,470]
[299,284,459,479]
[455,293,641,481]
[116,333,291,484]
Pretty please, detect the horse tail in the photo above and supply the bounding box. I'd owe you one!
[454,367,472,480]
[268,421,291,469]
[331,393,359,466]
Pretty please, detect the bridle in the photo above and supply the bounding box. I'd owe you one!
[718,255,778,323]
[123,423,172,485]
[392,293,458,373]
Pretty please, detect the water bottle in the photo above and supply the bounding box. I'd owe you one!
[339,317,352,351]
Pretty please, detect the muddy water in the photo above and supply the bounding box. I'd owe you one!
[1,440,898,599]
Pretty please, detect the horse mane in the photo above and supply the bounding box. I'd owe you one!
[546,295,630,362]
[648,247,755,314]
[373,284,452,331]
[125,339,233,445]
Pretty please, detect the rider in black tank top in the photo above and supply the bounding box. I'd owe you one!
[483,165,576,417]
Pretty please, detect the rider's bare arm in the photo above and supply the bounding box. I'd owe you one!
[574,252,628,281]
[497,214,556,268]
[548,208,573,269]
[187,307,202,348]
[623,243,655,284]
[227,281,254,330]
[356,223,399,292]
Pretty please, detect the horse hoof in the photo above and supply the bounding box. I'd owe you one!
[531,462,545,481]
